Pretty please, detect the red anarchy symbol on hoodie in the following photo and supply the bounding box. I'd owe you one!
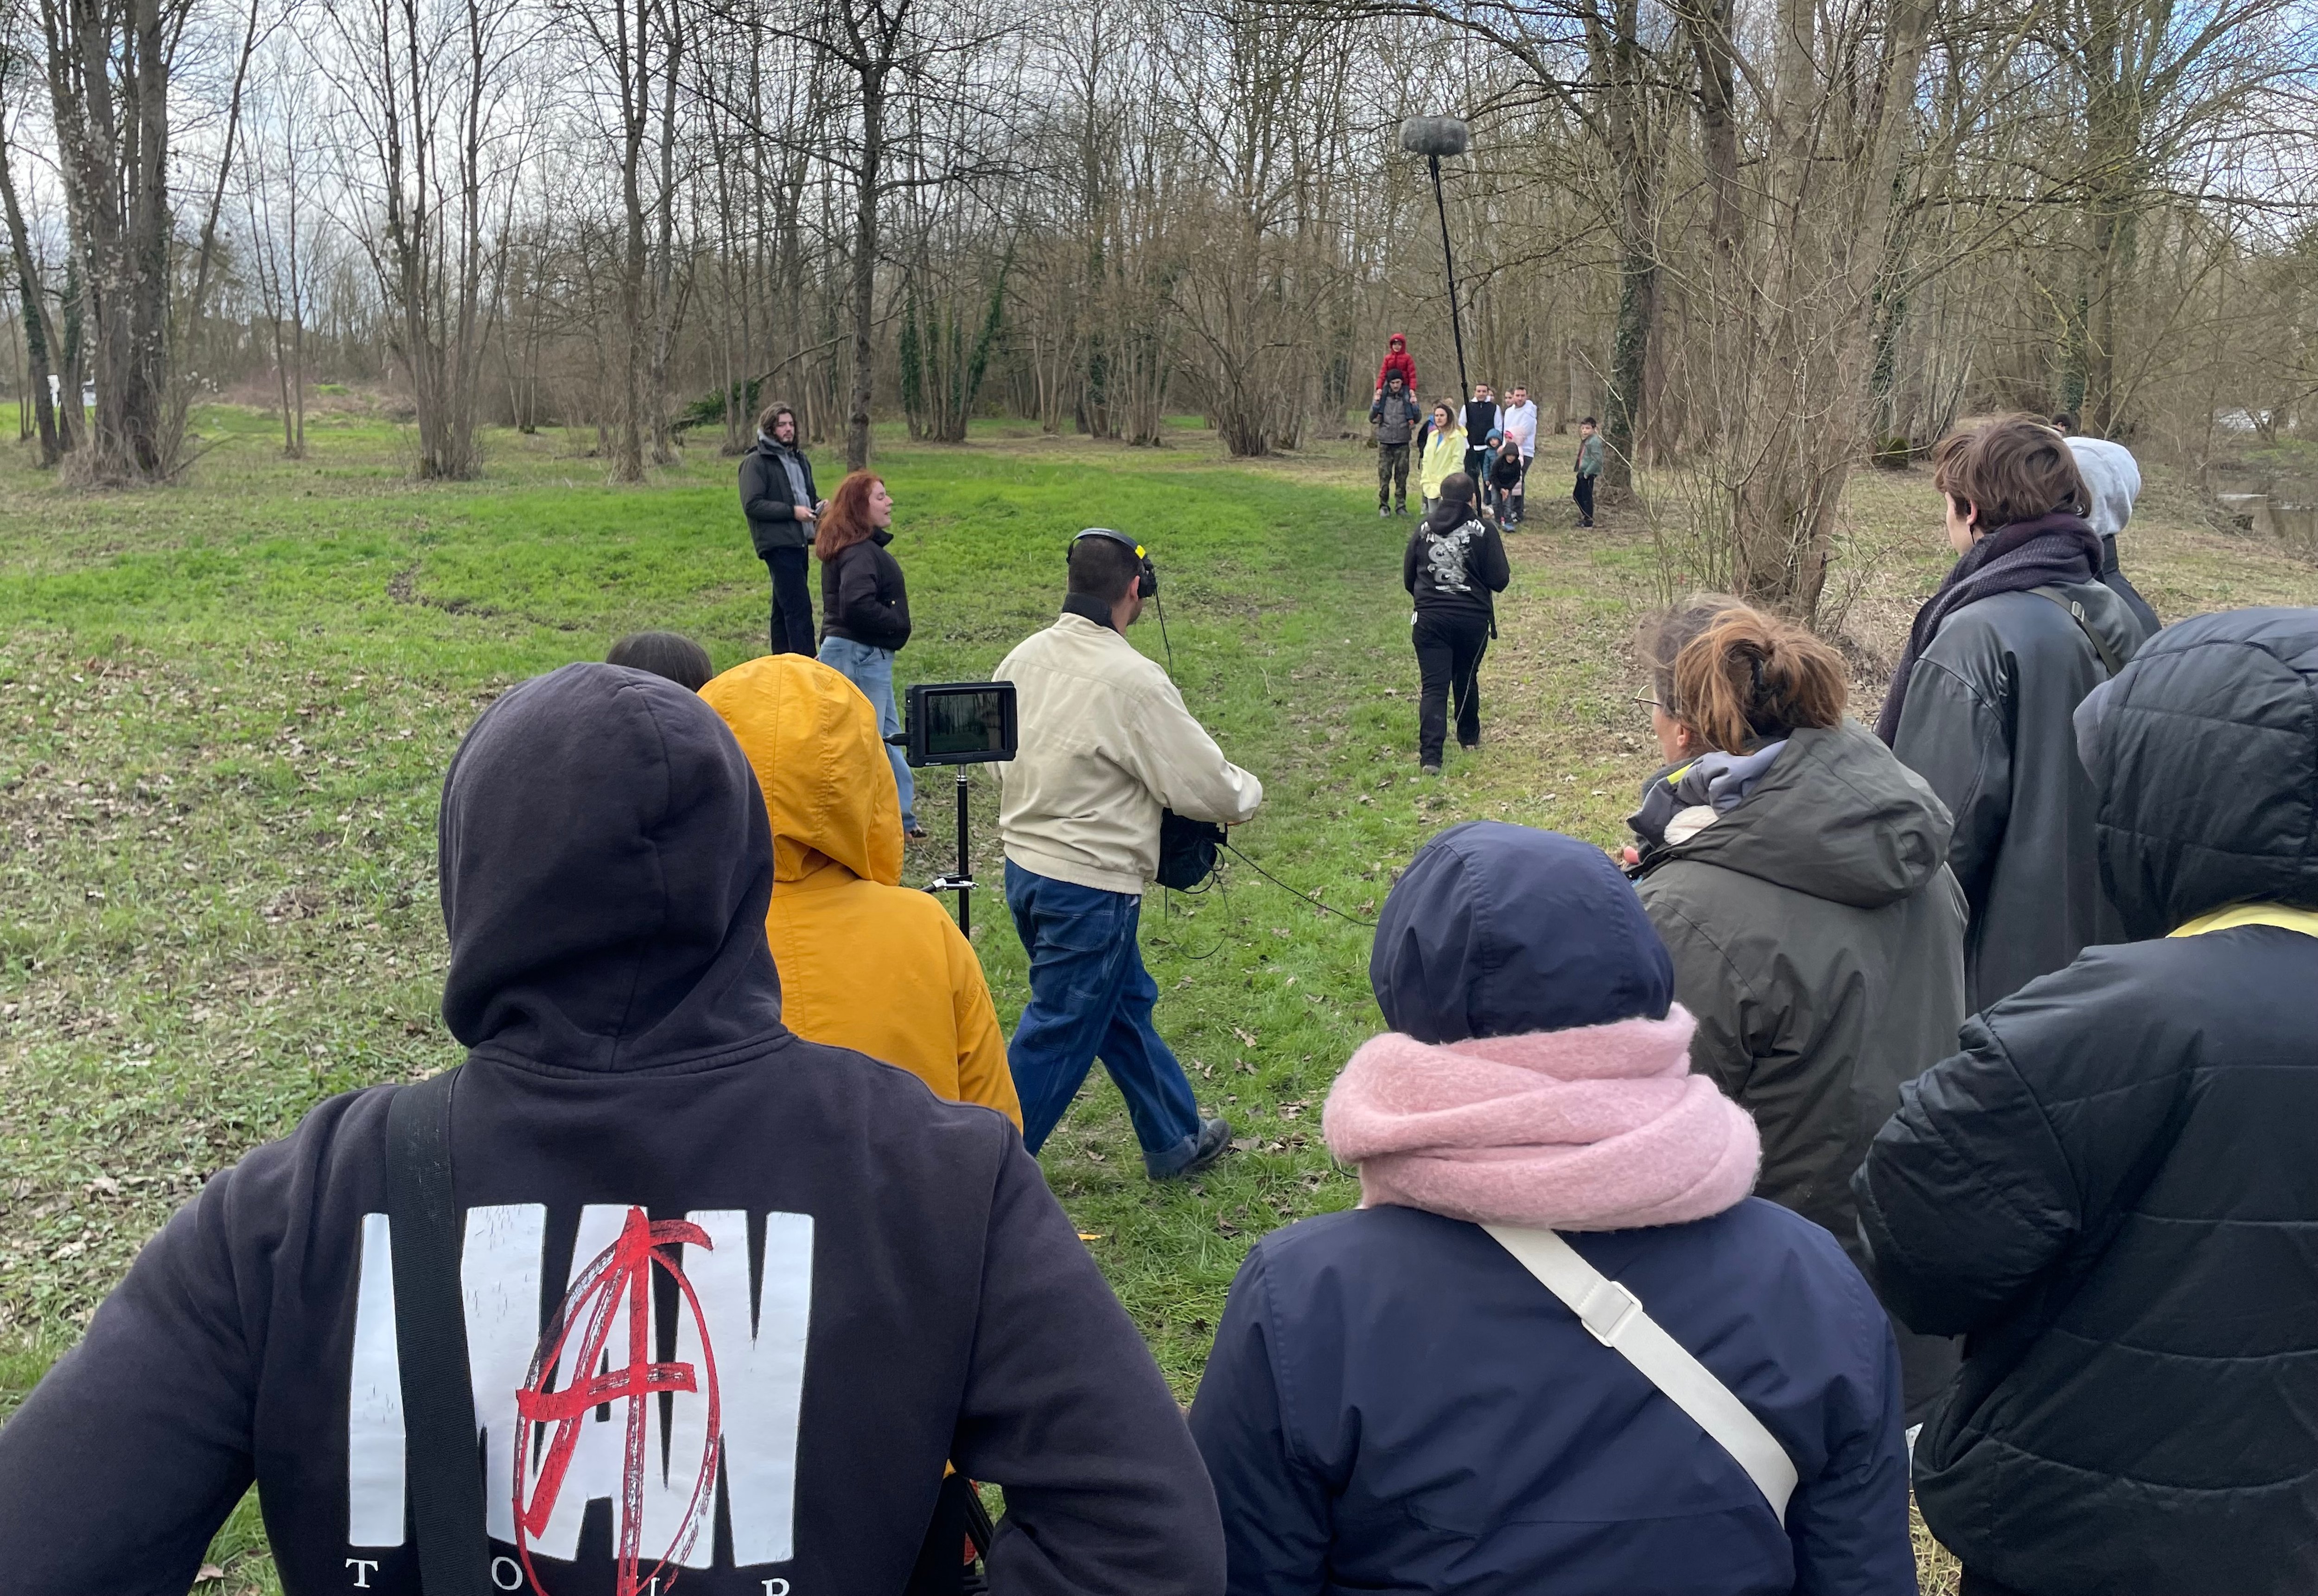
[514,1207,724,1596]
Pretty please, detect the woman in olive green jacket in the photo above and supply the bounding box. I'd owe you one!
[1624,599,1968,1422]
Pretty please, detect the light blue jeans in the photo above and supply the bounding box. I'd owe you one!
[817,635,917,831]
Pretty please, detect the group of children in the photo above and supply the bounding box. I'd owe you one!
[1369,332,1601,529]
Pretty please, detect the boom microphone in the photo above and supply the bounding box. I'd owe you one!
[1400,116,1470,158]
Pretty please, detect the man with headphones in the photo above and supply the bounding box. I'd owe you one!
[993,529,1265,1178]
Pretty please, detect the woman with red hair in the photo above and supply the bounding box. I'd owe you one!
[815,470,923,838]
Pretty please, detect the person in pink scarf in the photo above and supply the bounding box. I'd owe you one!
[1187,821,1913,1596]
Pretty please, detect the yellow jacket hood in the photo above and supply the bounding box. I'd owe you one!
[701,653,903,888]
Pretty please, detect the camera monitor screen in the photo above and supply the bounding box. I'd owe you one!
[906,682,1017,767]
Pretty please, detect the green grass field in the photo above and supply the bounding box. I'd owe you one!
[5,405,2317,1592]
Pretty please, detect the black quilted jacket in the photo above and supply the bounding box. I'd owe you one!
[1854,607,2318,1596]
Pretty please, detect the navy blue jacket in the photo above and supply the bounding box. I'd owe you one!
[1187,1200,1912,1596]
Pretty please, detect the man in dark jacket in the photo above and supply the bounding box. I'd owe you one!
[1401,475,1509,774]
[1459,382,1500,482]
[740,401,819,654]
[0,664,1225,1596]
[1855,606,2318,1596]
[1879,413,2147,1010]
[1369,373,1420,516]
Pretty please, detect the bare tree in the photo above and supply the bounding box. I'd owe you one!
[315,0,521,478]
[0,25,68,463]
[38,0,183,481]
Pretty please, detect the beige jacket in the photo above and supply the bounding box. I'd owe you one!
[995,614,1263,895]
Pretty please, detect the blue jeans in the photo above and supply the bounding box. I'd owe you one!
[1003,861,1205,1174]
[817,635,917,831]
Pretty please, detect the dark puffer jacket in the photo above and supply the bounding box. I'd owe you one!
[740,432,818,555]
[1854,607,2318,1596]
[1631,721,1966,1418]
[1889,582,2146,1009]
[820,529,911,652]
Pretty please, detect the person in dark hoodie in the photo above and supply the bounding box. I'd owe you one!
[1625,599,1966,1422]
[1189,822,1913,1596]
[1402,471,1509,775]
[0,663,1225,1596]
[1878,413,2147,1010]
[815,469,922,839]
[1855,607,2318,1596]
[740,400,820,655]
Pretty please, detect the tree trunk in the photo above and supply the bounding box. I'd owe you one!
[0,119,64,464]
[846,66,883,472]
[1592,0,1657,495]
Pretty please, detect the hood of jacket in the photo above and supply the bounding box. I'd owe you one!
[2068,437,2141,539]
[438,661,786,1072]
[1388,332,1406,350]
[2076,606,2318,937]
[700,652,904,890]
[1370,821,1672,1043]
[1643,721,1954,910]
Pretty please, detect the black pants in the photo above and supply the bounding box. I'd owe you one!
[764,546,815,655]
[1414,610,1489,764]
[1573,472,1597,526]
[2099,534,2161,636]
[1377,442,1410,509]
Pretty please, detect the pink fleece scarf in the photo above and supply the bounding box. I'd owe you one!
[1322,1008,1759,1231]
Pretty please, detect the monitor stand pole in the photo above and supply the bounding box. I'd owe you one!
[930,766,974,936]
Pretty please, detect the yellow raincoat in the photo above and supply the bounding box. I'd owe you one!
[701,654,1022,1127]
[1418,421,1467,502]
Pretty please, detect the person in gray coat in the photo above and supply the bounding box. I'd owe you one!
[2055,416,2161,636]
[740,400,820,654]
[1628,598,1967,1421]
[1878,414,2148,1010]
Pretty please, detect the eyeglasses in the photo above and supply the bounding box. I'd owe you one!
[1633,693,1664,711]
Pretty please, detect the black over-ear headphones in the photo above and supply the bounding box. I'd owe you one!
[1070,527,1158,599]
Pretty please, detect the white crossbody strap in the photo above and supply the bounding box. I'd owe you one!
[1484,1224,1799,1520]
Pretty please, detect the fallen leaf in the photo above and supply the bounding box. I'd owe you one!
[1076,1232,1104,1242]
[1230,1025,1258,1048]
[194,1566,224,1584]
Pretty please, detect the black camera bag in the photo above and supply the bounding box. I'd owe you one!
[1156,809,1225,891]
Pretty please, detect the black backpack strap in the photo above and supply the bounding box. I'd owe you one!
[387,1068,492,1596]
[2030,585,2126,676]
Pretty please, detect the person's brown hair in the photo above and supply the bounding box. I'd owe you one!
[1931,413,2089,534]
[756,400,796,439]
[1643,597,1848,753]
[606,630,714,691]
[813,471,882,561]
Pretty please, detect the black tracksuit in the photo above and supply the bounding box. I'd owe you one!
[740,434,819,654]
[1856,608,2318,1596]
[1402,505,1509,765]
[0,664,1224,1596]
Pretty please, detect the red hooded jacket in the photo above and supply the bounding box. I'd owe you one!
[1376,334,1418,394]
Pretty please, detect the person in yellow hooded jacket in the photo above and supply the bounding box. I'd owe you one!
[1416,401,1466,516]
[701,652,1022,1127]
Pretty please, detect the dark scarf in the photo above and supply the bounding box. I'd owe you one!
[1876,511,2101,744]
[1061,593,1119,632]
